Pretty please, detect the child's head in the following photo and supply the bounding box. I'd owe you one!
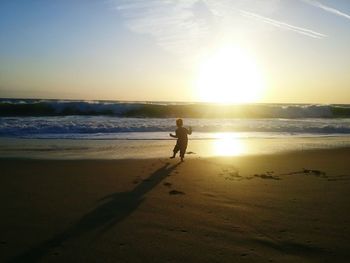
[176,118,183,127]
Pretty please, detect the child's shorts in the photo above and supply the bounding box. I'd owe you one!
[173,142,187,158]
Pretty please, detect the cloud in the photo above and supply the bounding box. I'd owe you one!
[206,0,326,39]
[301,0,350,20]
[240,10,327,39]
[114,0,213,55]
[112,0,326,56]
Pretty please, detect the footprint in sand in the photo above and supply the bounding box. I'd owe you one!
[327,174,350,181]
[303,168,327,176]
[163,182,172,187]
[169,190,185,195]
[225,171,242,181]
[282,168,327,178]
[254,173,280,180]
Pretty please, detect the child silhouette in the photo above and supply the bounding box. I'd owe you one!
[170,118,192,162]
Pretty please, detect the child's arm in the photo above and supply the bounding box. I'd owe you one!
[187,127,192,135]
[170,128,178,138]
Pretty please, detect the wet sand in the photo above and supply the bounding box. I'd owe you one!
[2,136,350,159]
[1,148,350,262]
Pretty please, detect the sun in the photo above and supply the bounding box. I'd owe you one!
[195,46,264,104]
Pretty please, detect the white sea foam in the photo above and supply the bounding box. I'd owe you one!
[1,116,350,139]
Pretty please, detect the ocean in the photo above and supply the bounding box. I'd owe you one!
[1,99,350,159]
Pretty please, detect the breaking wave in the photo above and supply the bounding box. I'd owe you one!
[1,99,350,118]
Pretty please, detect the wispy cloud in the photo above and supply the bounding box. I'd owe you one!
[301,0,350,20]
[240,10,327,39]
[112,0,326,56]
[114,0,213,55]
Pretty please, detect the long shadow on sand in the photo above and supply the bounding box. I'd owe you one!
[9,161,181,263]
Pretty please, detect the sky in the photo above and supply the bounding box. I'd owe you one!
[0,0,350,103]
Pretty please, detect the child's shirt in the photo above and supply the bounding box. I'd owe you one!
[175,127,192,145]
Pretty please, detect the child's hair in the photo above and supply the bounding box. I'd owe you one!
[176,118,183,127]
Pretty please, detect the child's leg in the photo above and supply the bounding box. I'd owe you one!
[179,146,187,162]
[171,144,180,158]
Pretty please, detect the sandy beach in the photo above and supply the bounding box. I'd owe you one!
[1,148,350,262]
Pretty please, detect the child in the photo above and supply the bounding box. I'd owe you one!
[170,118,192,162]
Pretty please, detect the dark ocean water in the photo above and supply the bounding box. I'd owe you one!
[1,99,350,139]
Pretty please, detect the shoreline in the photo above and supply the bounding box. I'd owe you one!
[1,145,350,160]
[2,136,350,160]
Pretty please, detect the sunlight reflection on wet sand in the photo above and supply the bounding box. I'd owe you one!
[1,135,350,159]
[212,133,246,156]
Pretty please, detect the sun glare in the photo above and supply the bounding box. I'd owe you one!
[196,46,264,104]
[213,133,246,156]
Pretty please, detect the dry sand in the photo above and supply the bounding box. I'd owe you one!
[1,148,350,262]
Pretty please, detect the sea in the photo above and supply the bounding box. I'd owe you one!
[1,98,350,159]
